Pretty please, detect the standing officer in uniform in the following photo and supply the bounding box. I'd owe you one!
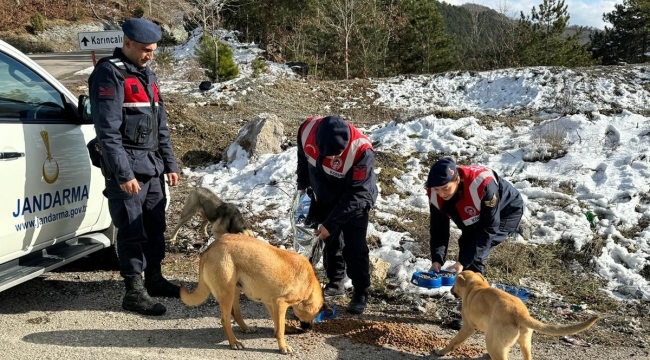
[426,157,524,276]
[296,115,377,315]
[89,18,180,316]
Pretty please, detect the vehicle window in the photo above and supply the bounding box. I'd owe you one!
[0,51,66,121]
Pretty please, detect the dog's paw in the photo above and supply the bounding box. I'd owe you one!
[230,341,245,350]
[239,327,256,334]
[434,349,447,356]
[284,325,306,335]
[280,345,294,354]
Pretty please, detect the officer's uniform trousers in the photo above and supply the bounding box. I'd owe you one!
[104,173,167,278]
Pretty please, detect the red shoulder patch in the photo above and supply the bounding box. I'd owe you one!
[98,83,115,99]
[353,165,367,181]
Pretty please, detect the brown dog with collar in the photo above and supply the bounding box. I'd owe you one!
[435,271,599,360]
[180,233,330,354]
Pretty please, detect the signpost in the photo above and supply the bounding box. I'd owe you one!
[77,30,124,66]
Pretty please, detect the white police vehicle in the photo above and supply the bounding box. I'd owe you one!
[0,39,114,292]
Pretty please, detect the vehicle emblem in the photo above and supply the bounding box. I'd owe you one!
[40,130,59,184]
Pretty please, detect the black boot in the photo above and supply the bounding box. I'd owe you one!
[122,275,166,316]
[323,281,345,298]
[145,263,180,298]
[346,289,368,315]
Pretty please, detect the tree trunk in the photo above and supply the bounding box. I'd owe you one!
[345,33,349,80]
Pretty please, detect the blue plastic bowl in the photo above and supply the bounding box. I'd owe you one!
[490,283,531,302]
[435,270,457,286]
[314,304,337,323]
[410,271,442,289]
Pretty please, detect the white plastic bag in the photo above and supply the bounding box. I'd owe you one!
[291,191,315,255]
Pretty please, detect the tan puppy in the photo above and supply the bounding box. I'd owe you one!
[169,187,223,243]
[180,233,330,354]
[436,271,599,360]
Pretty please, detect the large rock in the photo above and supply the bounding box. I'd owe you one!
[161,24,188,45]
[369,255,390,290]
[223,113,284,164]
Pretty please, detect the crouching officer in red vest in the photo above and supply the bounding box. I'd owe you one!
[296,116,378,315]
[89,18,180,316]
[427,157,523,276]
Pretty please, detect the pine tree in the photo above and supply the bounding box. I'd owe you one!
[195,32,239,82]
[392,0,453,74]
[590,0,650,64]
[518,0,594,67]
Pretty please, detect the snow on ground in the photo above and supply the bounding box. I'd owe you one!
[77,26,650,302]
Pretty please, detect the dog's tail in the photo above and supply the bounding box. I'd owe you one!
[180,276,211,307]
[523,315,599,336]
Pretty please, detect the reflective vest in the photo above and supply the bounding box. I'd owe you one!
[300,115,373,178]
[103,57,159,151]
[429,165,496,226]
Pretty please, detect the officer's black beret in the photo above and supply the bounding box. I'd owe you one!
[122,18,162,44]
[427,157,457,187]
[315,116,350,156]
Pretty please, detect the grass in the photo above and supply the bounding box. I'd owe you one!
[617,224,643,240]
[557,180,577,195]
[374,151,409,198]
[487,236,614,312]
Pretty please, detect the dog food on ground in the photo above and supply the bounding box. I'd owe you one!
[307,318,484,358]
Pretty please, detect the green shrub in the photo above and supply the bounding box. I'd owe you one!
[251,56,267,78]
[30,13,44,34]
[195,32,239,82]
[159,30,178,47]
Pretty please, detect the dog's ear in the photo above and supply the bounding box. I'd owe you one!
[453,273,465,287]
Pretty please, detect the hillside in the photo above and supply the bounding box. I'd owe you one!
[3,1,649,351]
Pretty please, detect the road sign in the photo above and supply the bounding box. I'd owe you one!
[78,30,124,51]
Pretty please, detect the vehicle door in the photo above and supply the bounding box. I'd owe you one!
[0,49,104,262]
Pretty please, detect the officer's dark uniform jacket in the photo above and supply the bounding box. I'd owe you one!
[296,116,378,235]
[428,165,523,267]
[89,47,178,191]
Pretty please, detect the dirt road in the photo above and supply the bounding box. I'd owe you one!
[0,252,647,360]
[27,51,110,80]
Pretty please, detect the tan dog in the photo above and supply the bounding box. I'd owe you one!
[180,233,330,354]
[436,271,599,360]
[169,187,223,243]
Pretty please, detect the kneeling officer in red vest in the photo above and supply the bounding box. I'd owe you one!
[427,158,524,276]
